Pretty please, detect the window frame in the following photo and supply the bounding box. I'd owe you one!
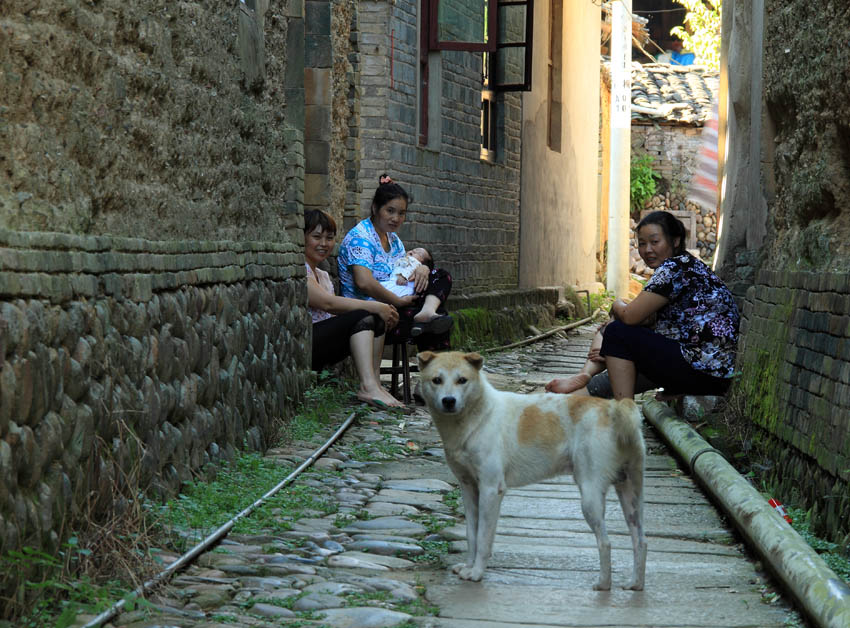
[428,0,498,52]
[419,0,431,145]
[491,0,534,92]
[480,53,497,161]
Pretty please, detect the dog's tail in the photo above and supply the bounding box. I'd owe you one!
[612,398,645,456]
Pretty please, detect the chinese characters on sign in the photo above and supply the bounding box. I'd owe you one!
[611,1,631,129]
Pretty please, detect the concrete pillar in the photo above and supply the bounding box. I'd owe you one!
[607,0,631,298]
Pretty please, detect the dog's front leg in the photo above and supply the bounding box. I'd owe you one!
[451,480,479,575]
[456,481,504,582]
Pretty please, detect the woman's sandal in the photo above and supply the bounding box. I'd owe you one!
[355,396,415,414]
[410,314,453,337]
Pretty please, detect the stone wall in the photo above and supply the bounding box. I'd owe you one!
[447,288,561,349]
[0,230,312,560]
[735,270,850,545]
[347,0,523,296]
[760,0,850,273]
[716,1,850,548]
[0,0,304,242]
[0,0,310,565]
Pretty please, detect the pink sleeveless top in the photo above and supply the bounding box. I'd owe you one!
[306,263,334,323]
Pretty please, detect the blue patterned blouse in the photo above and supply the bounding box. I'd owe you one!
[338,218,406,300]
[644,253,740,378]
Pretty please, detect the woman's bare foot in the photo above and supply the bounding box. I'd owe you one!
[413,310,438,323]
[357,385,404,408]
[545,373,592,394]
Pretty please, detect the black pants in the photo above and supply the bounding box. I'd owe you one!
[592,320,732,397]
[312,310,385,371]
[387,268,453,351]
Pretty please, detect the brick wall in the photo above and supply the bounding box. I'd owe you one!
[347,0,523,295]
[736,270,850,544]
[631,123,703,197]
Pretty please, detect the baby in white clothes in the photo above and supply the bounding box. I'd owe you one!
[380,247,432,297]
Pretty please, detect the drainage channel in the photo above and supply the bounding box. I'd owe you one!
[82,411,358,628]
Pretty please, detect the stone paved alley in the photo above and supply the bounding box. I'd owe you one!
[91,325,802,628]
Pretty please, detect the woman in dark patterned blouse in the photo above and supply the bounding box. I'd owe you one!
[547,211,740,400]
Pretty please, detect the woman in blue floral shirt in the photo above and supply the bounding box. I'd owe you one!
[547,211,739,400]
[338,175,453,350]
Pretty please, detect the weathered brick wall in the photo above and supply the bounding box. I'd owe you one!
[0,230,312,559]
[348,0,522,295]
[736,270,850,545]
[631,123,703,200]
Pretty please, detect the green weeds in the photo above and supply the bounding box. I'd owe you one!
[146,374,360,547]
[347,430,407,461]
[0,540,149,628]
[630,154,661,215]
[406,539,451,564]
[248,592,304,610]
[588,290,615,316]
[1,421,158,626]
[342,589,438,617]
[275,373,355,445]
[443,488,462,515]
[334,509,372,528]
[149,454,339,545]
[786,507,850,584]
[410,513,454,535]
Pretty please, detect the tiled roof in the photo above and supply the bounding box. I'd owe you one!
[602,60,719,126]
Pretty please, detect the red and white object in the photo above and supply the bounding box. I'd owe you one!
[768,498,793,524]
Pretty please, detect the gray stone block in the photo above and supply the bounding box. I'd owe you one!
[285,18,305,87]
[305,104,332,140]
[305,34,332,68]
[305,0,330,35]
[305,141,331,174]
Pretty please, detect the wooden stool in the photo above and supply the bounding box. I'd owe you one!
[381,338,418,404]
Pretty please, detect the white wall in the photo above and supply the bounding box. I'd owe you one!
[519,1,601,289]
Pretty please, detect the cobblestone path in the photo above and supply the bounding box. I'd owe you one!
[87,326,801,628]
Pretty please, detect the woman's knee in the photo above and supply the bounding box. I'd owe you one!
[602,319,630,342]
[350,310,385,336]
[426,268,452,301]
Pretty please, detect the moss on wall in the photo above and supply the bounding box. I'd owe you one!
[449,304,557,351]
[724,272,850,548]
[735,298,793,434]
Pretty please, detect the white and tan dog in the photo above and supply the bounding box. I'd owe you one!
[417,350,647,590]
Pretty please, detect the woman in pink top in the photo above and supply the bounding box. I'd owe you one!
[304,209,404,408]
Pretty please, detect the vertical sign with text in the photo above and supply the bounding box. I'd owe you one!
[611,1,631,129]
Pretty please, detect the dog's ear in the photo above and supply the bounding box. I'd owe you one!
[464,352,484,370]
[417,351,437,370]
